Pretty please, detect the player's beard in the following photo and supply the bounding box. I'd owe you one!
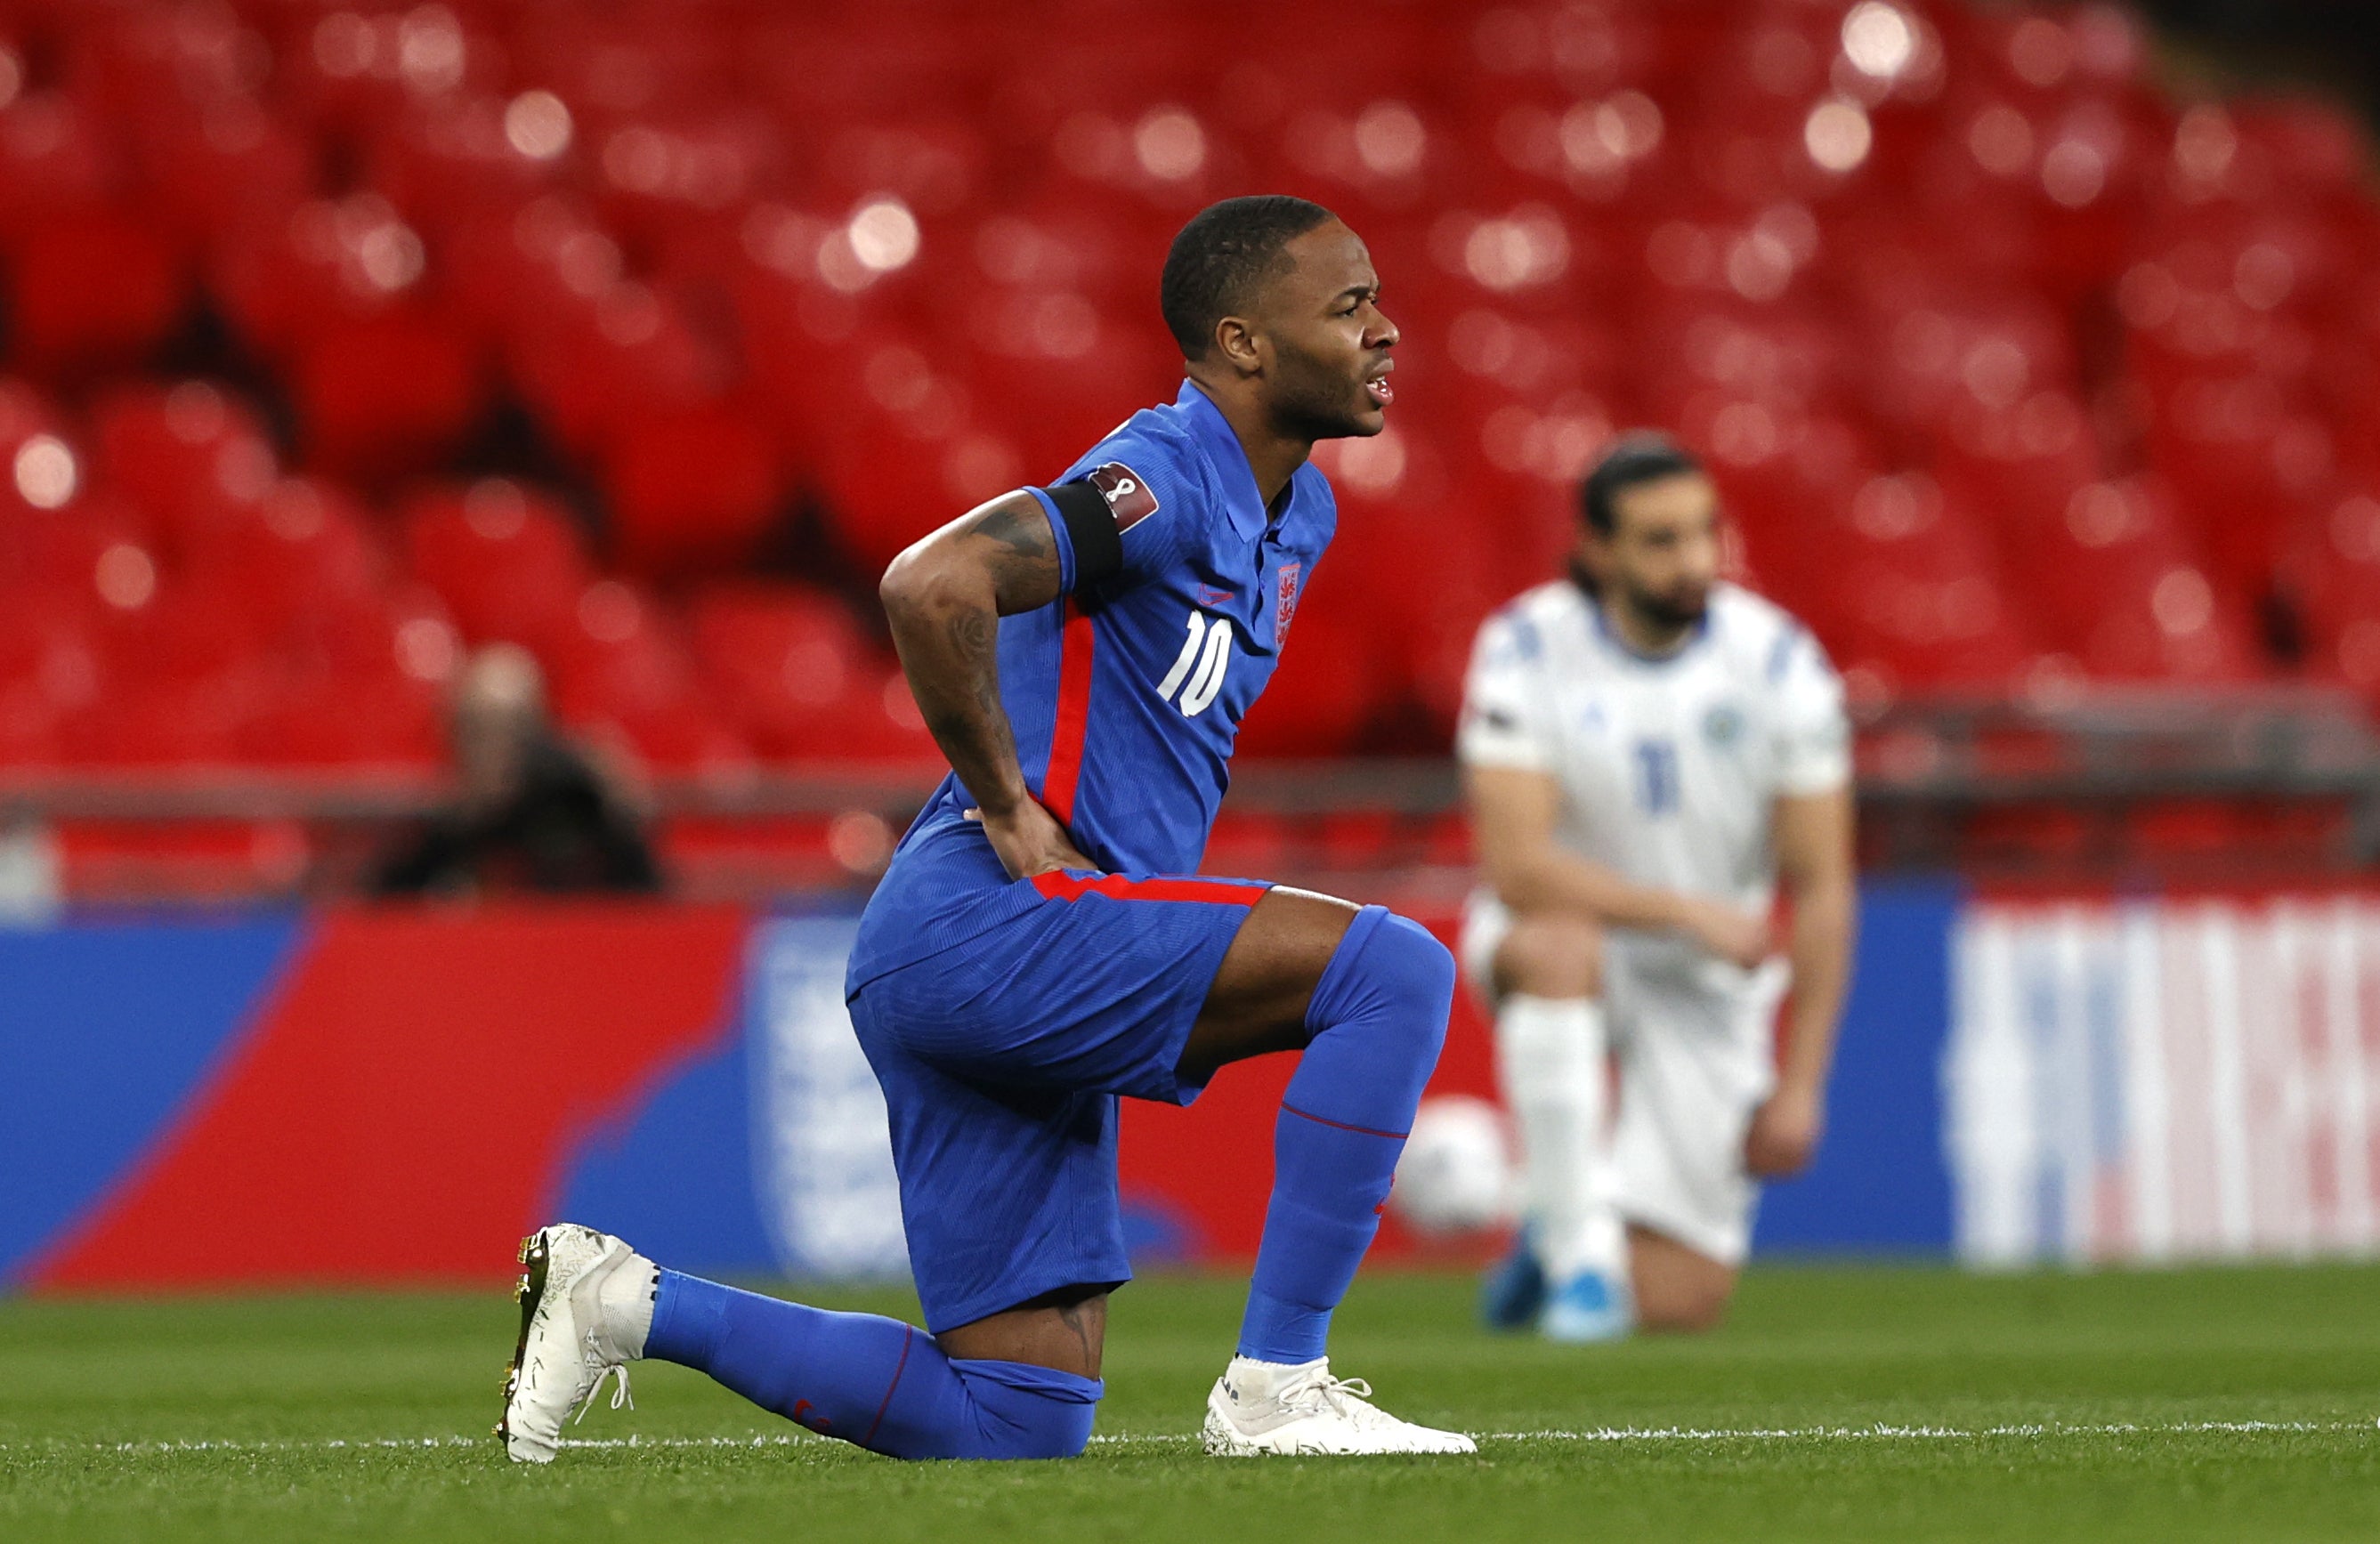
[1621,580,1708,635]
[1266,342,1379,442]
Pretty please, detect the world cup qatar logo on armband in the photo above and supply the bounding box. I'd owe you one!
[1275,562,1302,642]
[1087,463,1159,531]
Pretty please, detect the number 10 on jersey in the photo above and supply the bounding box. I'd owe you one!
[1157,611,1233,717]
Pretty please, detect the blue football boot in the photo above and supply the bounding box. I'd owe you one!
[1477,1225,1548,1331]
[1540,1267,1634,1344]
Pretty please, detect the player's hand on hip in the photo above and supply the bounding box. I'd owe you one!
[968,799,1097,880]
[1680,898,1774,970]
[1743,1081,1824,1177]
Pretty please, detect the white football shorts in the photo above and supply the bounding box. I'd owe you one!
[1460,892,1789,1267]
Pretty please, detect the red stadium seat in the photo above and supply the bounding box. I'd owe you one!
[403,479,593,648]
[239,667,443,768]
[2138,372,2330,585]
[821,662,943,767]
[441,197,625,353]
[2231,100,2369,212]
[0,378,75,538]
[1804,472,2032,688]
[685,579,881,761]
[59,2,259,125]
[61,677,250,766]
[3,489,158,610]
[811,349,1008,576]
[1233,605,1387,759]
[542,578,753,773]
[288,303,486,480]
[0,92,115,245]
[270,4,507,140]
[130,101,318,246]
[296,583,461,689]
[1323,496,1506,738]
[185,478,387,640]
[598,401,784,578]
[2289,490,2380,697]
[208,193,449,367]
[501,3,739,133]
[2032,477,2258,682]
[5,205,189,375]
[365,96,570,239]
[585,109,791,248]
[102,582,265,689]
[508,284,716,461]
[89,381,279,548]
[0,581,100,766]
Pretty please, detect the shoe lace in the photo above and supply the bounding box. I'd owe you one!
[571,1362,634,1425]
[1279,1367,1380,1422]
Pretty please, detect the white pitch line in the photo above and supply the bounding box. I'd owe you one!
[12,1419,2370,1457]
[1464,1420,2369,1442]
[1089,1420,2374,1445]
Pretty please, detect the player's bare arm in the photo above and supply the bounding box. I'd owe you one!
[1466,762,1771,968]
[1745,785,1858,1178]
[879,492,1093,880]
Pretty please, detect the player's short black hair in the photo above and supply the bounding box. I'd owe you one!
[1581,432,1704,535]
[1160,195,1337,359]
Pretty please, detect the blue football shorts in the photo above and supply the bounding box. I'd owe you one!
[846,869,1271,1333]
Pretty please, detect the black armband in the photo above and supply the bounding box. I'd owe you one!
[1044,479,1122,592]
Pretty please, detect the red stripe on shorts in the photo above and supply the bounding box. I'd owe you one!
[1041,597,1097,824]
[1030,872,1266,907]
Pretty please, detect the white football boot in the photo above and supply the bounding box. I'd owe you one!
[497,1224,656,1463]
[1202,1355,1477,1456]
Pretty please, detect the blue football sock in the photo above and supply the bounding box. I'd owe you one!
[1237,906,1454,1363]
[644,1272,1101,1460]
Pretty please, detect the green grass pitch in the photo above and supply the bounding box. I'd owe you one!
[4,1262,2376,1543]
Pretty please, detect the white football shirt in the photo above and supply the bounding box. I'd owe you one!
[1457,578,1850,925]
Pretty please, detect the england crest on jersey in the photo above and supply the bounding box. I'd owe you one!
[1275,562,1302,642]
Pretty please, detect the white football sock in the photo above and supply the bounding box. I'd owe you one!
[1494,994,1626,1283]
[1224,1353,1326,1396]
[595,1251,660,1360]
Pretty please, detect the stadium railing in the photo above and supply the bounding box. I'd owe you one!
[2,683,2373,906]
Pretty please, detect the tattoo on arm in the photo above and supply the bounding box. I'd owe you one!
[911,608,1016,778]
[965,497,1062,613]
[879,493,1065,818]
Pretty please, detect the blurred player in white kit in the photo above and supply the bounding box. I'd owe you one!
[1457,434,1858,1340]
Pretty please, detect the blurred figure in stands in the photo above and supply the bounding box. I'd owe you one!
[0,804,62,926]
[373,643,661,897]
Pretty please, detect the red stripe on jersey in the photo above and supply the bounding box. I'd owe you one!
[1030,872,1267,907]
[1041,597,1097,823]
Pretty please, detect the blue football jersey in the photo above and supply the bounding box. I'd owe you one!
[846,378,1336,991]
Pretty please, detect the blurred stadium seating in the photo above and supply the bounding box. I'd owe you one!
[2,0,2376,896]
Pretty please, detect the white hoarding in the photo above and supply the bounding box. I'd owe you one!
[1947,895,2380,1267]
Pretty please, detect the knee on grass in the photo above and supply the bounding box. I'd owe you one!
[1635,1289,1730,1334]
[1629,1236,1737,1334]
[934,1361,1102,1460]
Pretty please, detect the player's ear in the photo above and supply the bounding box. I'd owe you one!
[1211,314,1265,377]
